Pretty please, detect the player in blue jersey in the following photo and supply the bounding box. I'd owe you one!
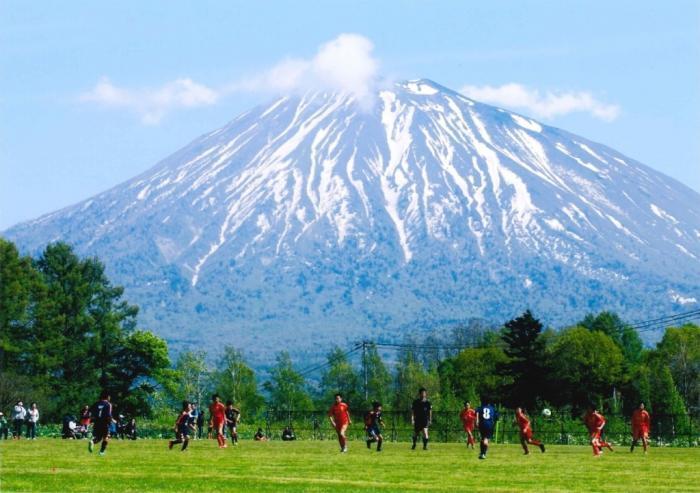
[88,391,113,456]
[476,398,499,459]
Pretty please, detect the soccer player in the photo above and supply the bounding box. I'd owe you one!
[364,401,385,452]
[209,394,227,448]
[411,388,432,450]
[515,407,545,454]
[476,397,498,459]
[169,401,195,451]
[88,391,112,456]
[630,402,651,453]
[328,393,351,452]
[459,402,477,449]
[584,406,614,456]
[225,401,241,445]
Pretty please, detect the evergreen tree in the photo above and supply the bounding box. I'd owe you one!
[0,239,43,373]
[499,310,546,408]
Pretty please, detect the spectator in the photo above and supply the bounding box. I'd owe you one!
[124,418,137,440]
[26,402,39,439]
[62,414,78,439]
[195,405,204,439]
[0,412,8,439]
[254,427,268,441]
[79,405,91,435]
[281,426,296,441]
[11,401,26,440]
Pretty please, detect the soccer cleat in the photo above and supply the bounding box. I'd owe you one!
[478,454,485,460]
[98,451,105,457]
[168,441,174,450]
[88,441,94,453]
[540,443,546,453]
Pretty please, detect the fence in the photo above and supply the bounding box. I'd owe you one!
[13,410,699,446]
[256,410,699,447]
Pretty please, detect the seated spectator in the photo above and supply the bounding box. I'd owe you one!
[281,426,296,441]
[254,427,268,441]
[61,414,78,439]
[0,412,8,439]
[124,418,137,440]
[80,405,91,427]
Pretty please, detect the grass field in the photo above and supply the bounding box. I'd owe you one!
[1,439,699,492]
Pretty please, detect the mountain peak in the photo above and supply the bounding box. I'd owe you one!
[5,77,699,359]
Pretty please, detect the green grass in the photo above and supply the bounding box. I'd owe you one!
[1,439,699,492]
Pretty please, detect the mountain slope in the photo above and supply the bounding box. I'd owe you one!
[5,79,700,361]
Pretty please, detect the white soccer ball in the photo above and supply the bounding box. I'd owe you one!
[542,408,552,417]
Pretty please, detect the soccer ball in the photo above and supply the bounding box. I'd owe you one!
[542,408,552,417]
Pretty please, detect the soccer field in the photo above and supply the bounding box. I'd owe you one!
[1,439,698,492]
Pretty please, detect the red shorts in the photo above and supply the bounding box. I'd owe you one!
[589,430,601,441]
[633,428,649,440]
[463,424,474,433]
[519,427,533,440]
[335,422,349,432]
[213,418,225,428]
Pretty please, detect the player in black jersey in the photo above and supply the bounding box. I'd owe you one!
[169,401,195,451]
[411,388,432,450]
[364,401,385,452]
[225,401,240,445]
[88,391,112,456]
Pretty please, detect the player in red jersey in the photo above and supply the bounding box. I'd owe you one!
[584,406,614,456]
[209,394,227,449]
[459,402,477,449]
[515,407,545,454]
[328,393,351,452]
[630,402,651,453]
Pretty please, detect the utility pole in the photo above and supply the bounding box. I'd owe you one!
[363,341,369,402]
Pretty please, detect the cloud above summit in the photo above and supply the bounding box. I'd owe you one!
[78,34,380,123]
[78,34,619,124]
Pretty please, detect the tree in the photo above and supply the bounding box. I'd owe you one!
[655,324,700,412]
[0,239,43,374]
[444,345,510,406]
[499,310,547,408]
[580,311,643,364]
[167,350,211,407]
[211,346,264,415]
[318,346,361,408]
[263,352,312,412]
[546,327,624,410]
[107,330,171,417]
[362,343,392,409]
[393,347,439,412]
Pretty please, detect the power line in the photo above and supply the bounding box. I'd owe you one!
[296,344,362,378]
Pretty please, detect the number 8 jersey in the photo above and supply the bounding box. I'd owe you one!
[476,404,498,429]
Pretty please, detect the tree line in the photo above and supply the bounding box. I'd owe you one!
[1,239,698,423]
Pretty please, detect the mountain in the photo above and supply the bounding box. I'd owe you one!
[5,79,700,363]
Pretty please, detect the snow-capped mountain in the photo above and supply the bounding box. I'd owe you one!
[5,79,700,360]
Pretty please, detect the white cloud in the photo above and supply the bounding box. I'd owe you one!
[79,33,380,123]
[459,83,620,122]
[229,33,380,108]
[79,77,218,124]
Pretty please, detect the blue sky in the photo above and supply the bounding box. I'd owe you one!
[1,0,698,230]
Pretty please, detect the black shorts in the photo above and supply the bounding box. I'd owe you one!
[93,422,110,441]
[414,421,429,433]
[479,426,494,439]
